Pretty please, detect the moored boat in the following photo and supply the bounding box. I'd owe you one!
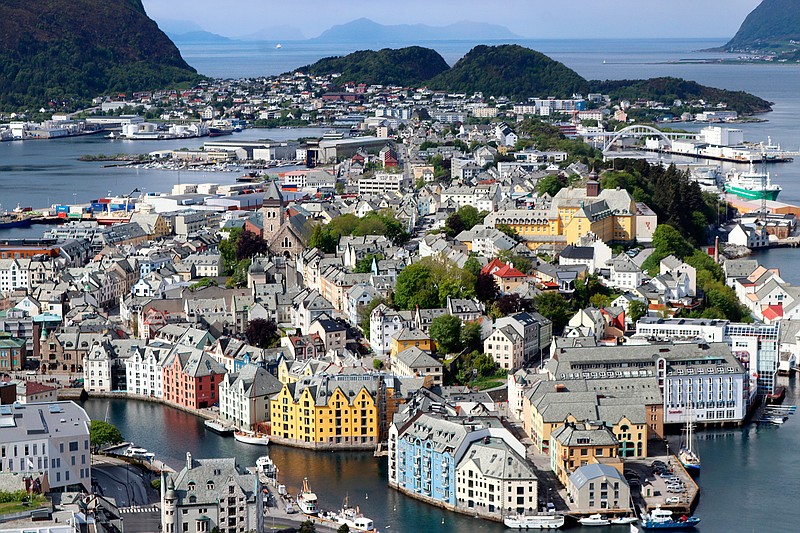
[641,506,700,530]
[579,514,610,527]
[234,431,269,445]
[326,495,376,532]
[204,419,235,436]
[679,406,700,473]
[611,516,639,525]
[256,455,278,478]
[724,164,781,201]
[504,512,565,529]
[296,478,318,515]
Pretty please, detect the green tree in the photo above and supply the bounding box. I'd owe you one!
[394,263,438,310]
[219,226,243,276]
[90,420,123,451]
[372,359,384,371]
[628,299,649,323]
[497,223,520,241]
[534,292,572,332]
[536,175,565,197]
[457,206,486,230]
[335,181,345,194]
[463,256,483,277]
[498,250,532,274]
[429,314,463,354]
[354,254,383,274]
[299,521,316,533]
[308,225,337,254]
[460,321,483,353]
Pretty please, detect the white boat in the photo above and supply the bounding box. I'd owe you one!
[275,43,282,49]
[579,514,611,527]
[724,164,781,201]
[123,444,155,461]
[327,495,375,532]
[204,419,234,436]
[679,405,700,473]
[504,512,565,529]
[256,455,278,478]
[611,516,639,525]
[296,478,318,516]
[234,431,269,445]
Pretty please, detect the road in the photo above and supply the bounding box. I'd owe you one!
[92,462,158,508]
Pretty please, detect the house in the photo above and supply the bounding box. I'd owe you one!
[162,348,226,409]
[482,258,527,294]
[370,304,413,357]
[391,346,443,385]
[218,363,282,432]
[728,223,769,249]
[308,316,347,353]
[549,422,621,487]
[494,312,552,362]
[161,453,263,533]
[390,328,434,357]
[0,334,26,370]
[606,254,643,291]
[125,345,168,398]
[567,464,631,514]
[283,334,326,360]
[660,255,697,297]
[446,297,483,322]
[485,325,524,370]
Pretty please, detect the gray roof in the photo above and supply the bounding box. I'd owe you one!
[560,245,594,260]
[395,347,441,370]
[569,463,626,490]
[551,423,619,447]
[458,438,537,481]
[171,456,257,505]
[0,401,90,443]
[223,363,282,398]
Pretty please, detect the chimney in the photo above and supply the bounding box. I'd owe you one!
[186,451,192,471]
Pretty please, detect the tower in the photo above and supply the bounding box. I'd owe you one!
[262,180,285,236]
[161,473,176,533]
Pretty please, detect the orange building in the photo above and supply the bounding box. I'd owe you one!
[162,348,226,409]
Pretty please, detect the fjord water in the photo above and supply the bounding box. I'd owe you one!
[6,39,800,530]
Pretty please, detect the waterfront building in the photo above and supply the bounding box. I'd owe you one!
[83,341,116,393]
[124,344,169,398]
[567,463,631,514]
[161,452,263,533]
[545,342,748,425]
[162,348,226,409]
[218,363,282,431]
[0,334,26,371]
[0,401,91,492]
[269,374,383,449]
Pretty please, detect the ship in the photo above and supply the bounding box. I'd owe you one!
[678,407,700,473]
[503,512,565,529]
[256,455,278,479]
[326,495,376,532]
[0,213,33,230]
[640,507,700,530]
[296,478,318,515]
[233,430,269,445]
[204,419,234,436]
[724,165,781,201]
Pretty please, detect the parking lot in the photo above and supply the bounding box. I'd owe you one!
[623,455,698,514]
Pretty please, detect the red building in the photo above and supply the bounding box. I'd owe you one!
[162,349,226,409]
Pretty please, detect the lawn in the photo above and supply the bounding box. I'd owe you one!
[0,495,47,516]
[471,373,508,390]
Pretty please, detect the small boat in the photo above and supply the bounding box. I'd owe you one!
[276,43,283,49]
[327,495,375,532]
[759,415,787,425]
[503,512,565,529]
[106,132,117,139]
[234,431,269,445]
[123,444,155,461]
[579,514,610,527]
[611,516,639,525]
[641,507,700,530]
[204,419,234,436]
[256,455,278,478]
[296,478,318,516]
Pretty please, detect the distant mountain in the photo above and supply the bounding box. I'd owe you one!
[168,31,236,44]
[314,18,519,42]
[429,45,588,99]
[723,0,800,51]
[297,47,450,86]
[0,0,202,110]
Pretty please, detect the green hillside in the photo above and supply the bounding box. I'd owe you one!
[723,0,800,51]
[0,0,202,110]
[298,47,450,87]
[428,45,589,99]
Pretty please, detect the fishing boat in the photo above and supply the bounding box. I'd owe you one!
[0,213,33,230]
[678,406,700,473]
[578,514,610,527]
[640,506,700,530]
[256,455,278,478]
[503,512,565,529]
[204,419,234,436]
[611,516,639,525]
[724,164,781,201]
[296,478,318,516]
[327,495,376,532]
[234,431,269,445]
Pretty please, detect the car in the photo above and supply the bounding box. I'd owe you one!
[546,502,556,512]
[651,460,667,468]
[665,497,681,505]
[667,487,685,494]
[624,471,640,480]
[25,370,37,376]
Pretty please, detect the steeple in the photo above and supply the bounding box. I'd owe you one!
[262,180,285,234]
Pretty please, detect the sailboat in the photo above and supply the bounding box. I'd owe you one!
[678,405,700,473]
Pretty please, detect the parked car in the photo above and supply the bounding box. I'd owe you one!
[665,497,681,504]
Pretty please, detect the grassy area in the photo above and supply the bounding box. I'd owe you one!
[470,373,508,390]
[0,495,47,515]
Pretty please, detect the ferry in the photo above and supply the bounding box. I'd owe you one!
[326,495,376,532]
[234,431,269,445]
[724,165,781,201]
[640,507,700,530]
[296,478,319,515]
[503,512,565,529]
[578,514,610,526]
[123,444,155,461]
[204,419,235,436]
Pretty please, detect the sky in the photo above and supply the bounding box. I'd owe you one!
[142,0,763,40]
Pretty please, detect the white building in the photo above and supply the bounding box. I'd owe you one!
[370,304,413,357]
[0,401,91,491]
[124,345,167,398]
[728,224,769,249]
[485,326,524,371]
[357,172,406,195]
[83,343,115,393]
[218,364,282,432]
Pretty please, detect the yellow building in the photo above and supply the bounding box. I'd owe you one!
[270,374,382,449]
[389,328,434,357]
[549,423,622,487]
[484,181,646,251]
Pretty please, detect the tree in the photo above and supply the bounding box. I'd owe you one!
[536,175,565,197]
[475,273,500,302]
[235,230,268,260]
[494,294,525,316]
[429,314,463,354]
[534,292,572,333]
[219,226,242,276]
[308,225,337,254]
[372,359,384,370]
[245,318,279,349]
[299,521,316,533]
[444,212,466,237]
[628,299,648,323]
[354,254,382,274]
[393,263,438,310]
[498,250,532,274]
[652,224,693,259]
[457,205,485,230]
[460,321,483,353]
[90,420,122,451]
[335,181,345,194]
[463,257,483,277]
[497,223,520,241]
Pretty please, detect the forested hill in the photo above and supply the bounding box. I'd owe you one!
[428,45,589,99]
[298,47,450,87]
[297,45,772,115]
[0,0,202,110]
[723,0,800,51]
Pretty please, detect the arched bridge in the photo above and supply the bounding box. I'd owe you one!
[598,125,700,152]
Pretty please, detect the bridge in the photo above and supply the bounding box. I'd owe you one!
[587,125,701,152]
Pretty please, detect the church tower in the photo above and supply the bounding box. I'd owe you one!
[263,180,285,236]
